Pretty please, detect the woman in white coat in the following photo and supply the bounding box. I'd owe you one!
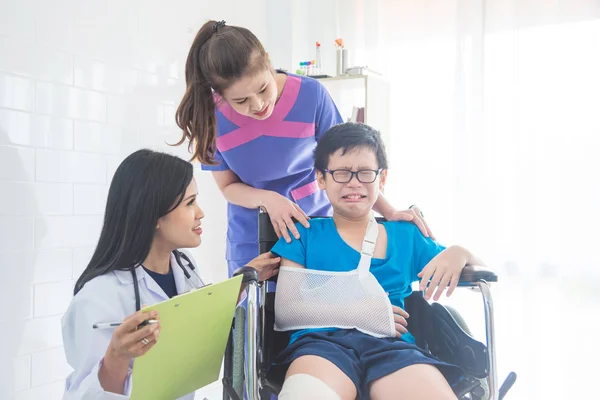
[62,149,279,399]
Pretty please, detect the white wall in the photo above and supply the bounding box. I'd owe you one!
[0,0,271,398]
[0,1,377,398]
[284,0,388,77]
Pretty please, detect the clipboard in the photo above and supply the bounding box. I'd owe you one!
[130,275,243,399]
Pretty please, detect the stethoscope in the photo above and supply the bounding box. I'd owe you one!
[131,250,204,311]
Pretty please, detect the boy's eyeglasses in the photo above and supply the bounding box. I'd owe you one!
[322,169,382,183]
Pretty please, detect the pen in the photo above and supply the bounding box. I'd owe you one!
[93,319,159,329]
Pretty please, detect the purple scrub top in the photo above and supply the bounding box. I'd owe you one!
[202,73,343,275]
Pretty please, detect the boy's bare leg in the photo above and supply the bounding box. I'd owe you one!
[369,364,457,400]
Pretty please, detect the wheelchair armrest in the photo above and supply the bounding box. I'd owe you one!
[233,266,259,284]
[459,265,498,284]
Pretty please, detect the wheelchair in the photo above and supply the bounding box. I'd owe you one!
[223,209,517,400]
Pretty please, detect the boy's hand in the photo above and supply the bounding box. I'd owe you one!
[392,305,409,338]
[418,246,468,301]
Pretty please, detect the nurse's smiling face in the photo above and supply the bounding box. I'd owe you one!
[221,64,285,120]
[155,179,205,250]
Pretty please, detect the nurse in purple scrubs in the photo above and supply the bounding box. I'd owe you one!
[176,20,432,276]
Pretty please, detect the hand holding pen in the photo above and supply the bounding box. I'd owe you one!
[97,310,161,393]
[104,310,161,361]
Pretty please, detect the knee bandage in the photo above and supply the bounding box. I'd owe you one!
[278,373,341,400]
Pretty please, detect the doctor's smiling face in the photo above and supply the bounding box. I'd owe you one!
[74,149,199,295]
[155,178,205,250]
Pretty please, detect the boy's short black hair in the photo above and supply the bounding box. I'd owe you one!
[314,122,388,171]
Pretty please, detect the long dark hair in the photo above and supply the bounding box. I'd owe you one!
[175,20,270,165]
[74,149,194,295]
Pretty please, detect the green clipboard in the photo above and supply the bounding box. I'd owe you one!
[131,275,243,400]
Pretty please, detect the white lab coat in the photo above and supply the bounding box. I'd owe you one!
[62,249,205,399]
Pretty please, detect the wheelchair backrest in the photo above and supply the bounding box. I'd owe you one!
[258,210,279,254]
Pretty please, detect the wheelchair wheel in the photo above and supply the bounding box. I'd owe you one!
[445,305,490,400]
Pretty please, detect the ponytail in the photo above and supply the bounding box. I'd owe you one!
[175,21,219,164]
[174,20,270,164]
[175,74,217,165]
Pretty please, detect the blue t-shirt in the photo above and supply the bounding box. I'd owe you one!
[271,218,446,343]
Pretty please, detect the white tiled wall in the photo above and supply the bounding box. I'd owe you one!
[0,0,272,398]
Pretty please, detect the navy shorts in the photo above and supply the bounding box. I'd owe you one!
[270,329,463,400]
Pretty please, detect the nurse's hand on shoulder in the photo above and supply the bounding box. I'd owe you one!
[261,192,310,243]
[383,205,434,240]
[246,252,281,281]
[105,310,161,362]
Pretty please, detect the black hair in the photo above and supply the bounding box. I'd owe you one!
[73,149,193,295]
[314,122,388,171]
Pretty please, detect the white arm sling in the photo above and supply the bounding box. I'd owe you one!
[274,213,396,338]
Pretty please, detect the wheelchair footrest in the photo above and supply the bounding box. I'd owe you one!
[426,303,489,379]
